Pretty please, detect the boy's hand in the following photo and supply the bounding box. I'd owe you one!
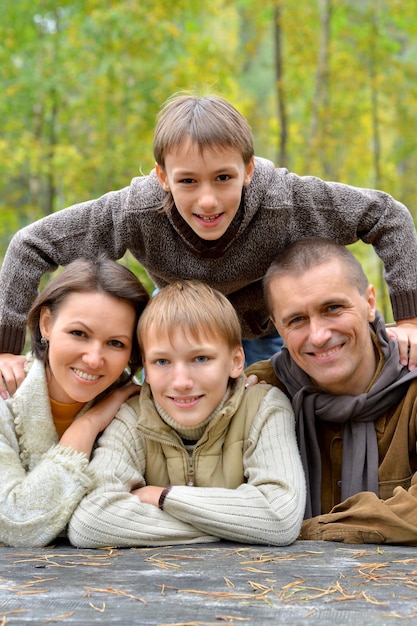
[0,353,27,399]
[244,374,259,389]
[132,485,165,507]
[387,317,417,370]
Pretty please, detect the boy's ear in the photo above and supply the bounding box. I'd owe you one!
[229,346,245,379]
[243,157,255,186]
[155,163,170,191]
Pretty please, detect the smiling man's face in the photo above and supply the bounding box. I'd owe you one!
[269,258,377,395]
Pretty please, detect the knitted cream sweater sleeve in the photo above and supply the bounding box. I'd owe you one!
[0,415,94,548]
[68,403,219,548]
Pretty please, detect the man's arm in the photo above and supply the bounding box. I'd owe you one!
[245,359,283,388]
[300,484,417,545]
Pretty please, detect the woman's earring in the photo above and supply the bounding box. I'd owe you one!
[40,336,49,346]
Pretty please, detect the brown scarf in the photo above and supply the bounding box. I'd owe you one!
[272,311,417,518]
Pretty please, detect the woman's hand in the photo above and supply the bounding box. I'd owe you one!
[82,382,141,433]
[0,353,27,399]
[59,381,141,457]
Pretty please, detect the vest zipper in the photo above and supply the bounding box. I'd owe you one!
[187,455,195,486]
[141,431,198,486]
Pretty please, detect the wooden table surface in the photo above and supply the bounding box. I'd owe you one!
[1,539,417,625]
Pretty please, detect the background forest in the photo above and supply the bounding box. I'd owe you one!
[1,0,417,321]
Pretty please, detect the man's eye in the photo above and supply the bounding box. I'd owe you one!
[195,356,209,363]
[179,178,195,184]
[217,174,231,181]
[289,317,304,326]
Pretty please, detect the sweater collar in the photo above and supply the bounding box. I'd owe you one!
[11,356,94,470]
[10,358,59,469]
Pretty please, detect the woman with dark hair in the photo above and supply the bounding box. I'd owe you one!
[0,256,149,547]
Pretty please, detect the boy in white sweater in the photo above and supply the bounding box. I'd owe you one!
[69,280,305,548]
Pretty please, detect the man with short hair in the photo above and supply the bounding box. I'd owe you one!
[247,237,417,545]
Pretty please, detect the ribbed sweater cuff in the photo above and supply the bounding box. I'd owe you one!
[0,327,26,354]
[390,292,417,322]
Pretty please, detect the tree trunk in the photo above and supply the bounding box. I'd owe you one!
[369,5,389,320]
[273,3,288,167]
[307,0,332,176]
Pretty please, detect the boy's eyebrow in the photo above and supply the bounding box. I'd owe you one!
[173,164,240,176]
[143,347,170,357]
[144,341,220,357]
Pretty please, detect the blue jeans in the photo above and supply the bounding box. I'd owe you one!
[242,330,284,367]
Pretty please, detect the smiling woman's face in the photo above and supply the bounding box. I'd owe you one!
[40,291,136,404]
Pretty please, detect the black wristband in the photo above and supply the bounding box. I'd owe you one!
[158,486,172,510]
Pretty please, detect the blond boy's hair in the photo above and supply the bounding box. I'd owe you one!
[137,280,242,353]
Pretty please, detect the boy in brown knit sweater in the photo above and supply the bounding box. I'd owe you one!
[1,93,417,397]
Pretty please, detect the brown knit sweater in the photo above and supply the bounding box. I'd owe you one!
[1,157,417,353]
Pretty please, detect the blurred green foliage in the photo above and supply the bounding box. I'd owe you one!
[2,1,417,322]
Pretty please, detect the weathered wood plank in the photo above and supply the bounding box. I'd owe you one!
[1,540,417,624]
